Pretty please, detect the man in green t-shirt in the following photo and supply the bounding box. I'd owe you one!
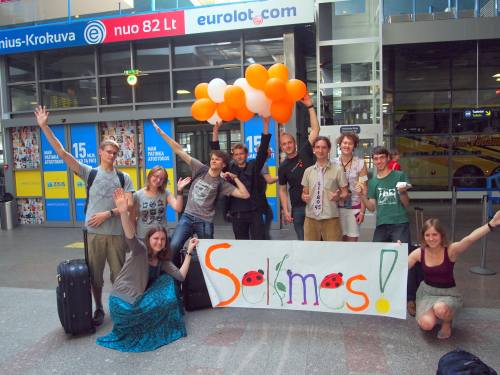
[358,146,421,317]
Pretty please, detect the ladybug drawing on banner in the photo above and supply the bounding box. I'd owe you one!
[319,272,345,310]
[320,272,343,289]
[241,269,265,304]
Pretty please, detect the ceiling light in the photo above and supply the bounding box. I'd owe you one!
[496,78,500,82]
[176,90,191,95]
[492,73,500,78]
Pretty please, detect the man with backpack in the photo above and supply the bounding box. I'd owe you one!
[35,106,134,326]
[151,120,250,255]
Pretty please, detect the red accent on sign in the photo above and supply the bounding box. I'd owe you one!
[102,10,185,43]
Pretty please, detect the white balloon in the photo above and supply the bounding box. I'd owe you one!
[233,77,251,91]
[207,78,227,103]
[246,89,268,114]
[207,111,222,125]
[259,97,272,117]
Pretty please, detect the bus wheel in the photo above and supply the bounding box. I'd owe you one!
[453,166,484,188]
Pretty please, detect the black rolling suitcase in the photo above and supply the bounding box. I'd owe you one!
[181,250,213,311]
[56,229,95,335]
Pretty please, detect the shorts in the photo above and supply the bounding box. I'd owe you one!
[339,208,360,237]
[304,217,342,241]
[87,233,126,288]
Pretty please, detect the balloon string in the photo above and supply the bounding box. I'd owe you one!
[379,249,398,294]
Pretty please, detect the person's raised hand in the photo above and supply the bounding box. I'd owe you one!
[113,188,128,214]
[151,119,162,134]
[187,237,199,254]
[221,171,237,181]
[300,93,312,107]
[34,106,49,128]
[177,177,192,192]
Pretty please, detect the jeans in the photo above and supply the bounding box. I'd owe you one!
[292,205,306,241]
[170,213,214,259]
[262,206,274,240]
[372,222,422,301]
[231,210,264,240]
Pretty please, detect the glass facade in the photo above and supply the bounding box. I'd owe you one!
[317,0,381,131]
[384,0,499,22]
[384,40,500,190]
[4,32,283,113]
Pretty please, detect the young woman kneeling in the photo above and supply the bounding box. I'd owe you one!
[408,210,499,339]
[97,188,197,352]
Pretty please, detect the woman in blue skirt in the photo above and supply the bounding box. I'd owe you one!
[97,188,198,352]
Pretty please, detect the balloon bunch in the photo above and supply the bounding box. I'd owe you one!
[191,63,307,125]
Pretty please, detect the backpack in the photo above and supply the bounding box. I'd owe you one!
[83,168,125,214]
[437,350,497,375]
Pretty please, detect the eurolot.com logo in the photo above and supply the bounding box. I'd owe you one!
[84,21,106,45]
[196,6,297,27]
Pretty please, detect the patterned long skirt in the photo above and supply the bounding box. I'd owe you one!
[96,274,186,352]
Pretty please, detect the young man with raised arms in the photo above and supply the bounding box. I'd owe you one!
[278,94,320,240]
[35,106,134,326]
[151,120,250,255]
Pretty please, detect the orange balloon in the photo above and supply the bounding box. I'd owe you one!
[194,82,209,99]
[271,100,293,124]
[245,64,269,90]
[191,98,216,121]
[235,105,254,122]
[286,79,307,102]
[217,102,235,122]
[268,63,289,81]
[224,85,246,110]
[264,78,287,101]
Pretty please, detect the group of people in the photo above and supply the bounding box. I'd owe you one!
[35,91,498,352]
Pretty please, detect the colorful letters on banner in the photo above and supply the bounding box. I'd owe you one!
[197,240,408,320]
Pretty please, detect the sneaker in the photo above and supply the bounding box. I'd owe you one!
[92,308,105,326]
[407,300,416,317]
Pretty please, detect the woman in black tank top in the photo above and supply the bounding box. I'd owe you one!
[407,211,499,339]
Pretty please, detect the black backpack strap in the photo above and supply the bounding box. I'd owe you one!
[84,168,98,215]
[116,169,125,188]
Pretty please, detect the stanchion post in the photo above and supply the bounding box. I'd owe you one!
[470,195,496,276]
[451,186,457,242]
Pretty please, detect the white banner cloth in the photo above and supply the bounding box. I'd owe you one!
[196,240,408,319]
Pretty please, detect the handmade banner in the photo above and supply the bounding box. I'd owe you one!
[197,240,408,319]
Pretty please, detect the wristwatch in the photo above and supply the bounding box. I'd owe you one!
[488,221,495,231]
[109,210,113,217]
[307,104,314,109]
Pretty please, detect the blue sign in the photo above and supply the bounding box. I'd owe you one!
[41,125,66,171]
[70,123,99,166]
[46,199,71,222]
[144,119,174,169]
[243,116,278,223]
[243,116,277,164]
[464,109,492,120]
[144,119,175,222]
[340,125,361,134]
[0,21,88,55]
[70,123,98,222]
